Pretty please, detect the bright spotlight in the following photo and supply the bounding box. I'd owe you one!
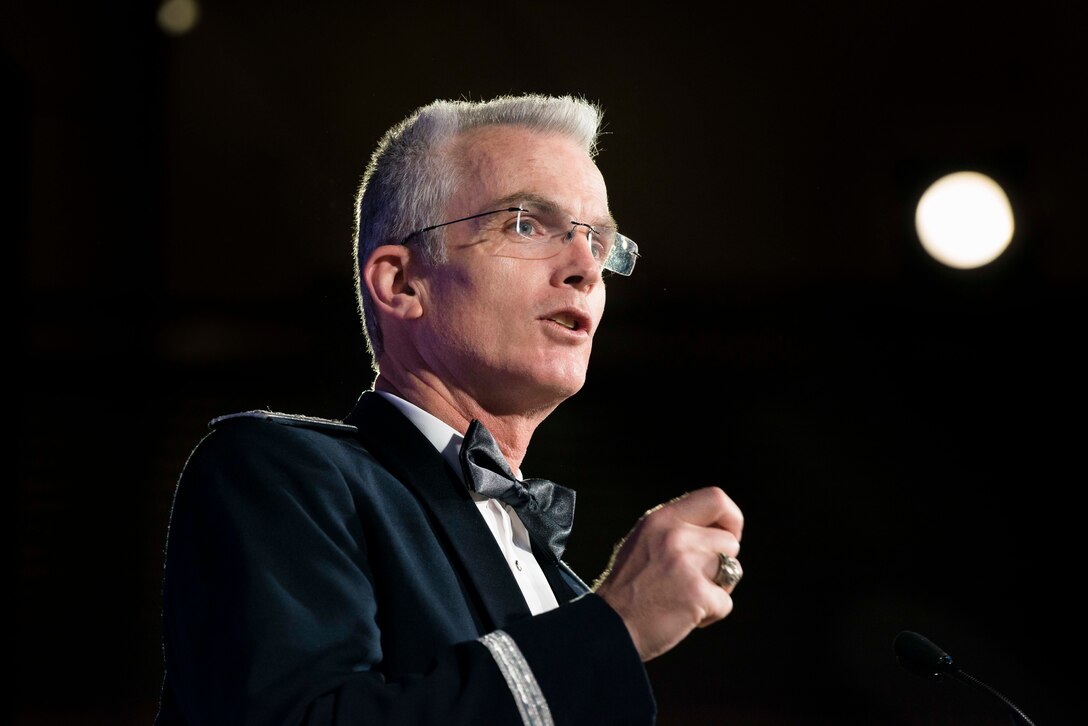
[914,171,1015,269]
[157,0,201,36]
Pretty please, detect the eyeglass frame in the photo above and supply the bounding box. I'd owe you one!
[400,204,640,276]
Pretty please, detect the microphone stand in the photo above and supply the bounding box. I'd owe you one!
[948,668,1036,726]
[893,630,1036,726]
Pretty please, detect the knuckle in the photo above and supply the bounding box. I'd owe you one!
[657,525,688,555]
[705,485,730,509]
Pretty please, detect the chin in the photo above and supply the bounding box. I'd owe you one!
[538,368,588,400]
[481,356,590,409]
[510,367,587,408]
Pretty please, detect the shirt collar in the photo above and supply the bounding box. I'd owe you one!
[373,391,525,483]
[373,390,466,481]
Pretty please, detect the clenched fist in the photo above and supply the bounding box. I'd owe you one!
[593,487,744,661]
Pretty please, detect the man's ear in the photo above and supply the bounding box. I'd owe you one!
[362,244,424,320]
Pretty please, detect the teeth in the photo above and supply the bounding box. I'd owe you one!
[550,314,577,330]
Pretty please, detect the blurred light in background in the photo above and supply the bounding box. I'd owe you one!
[157,0,201,36]
[915,171,1015,269]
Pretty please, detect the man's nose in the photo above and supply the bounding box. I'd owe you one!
[564,224,603,264]
[560,224,604,285]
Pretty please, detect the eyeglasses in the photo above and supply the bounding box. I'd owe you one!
[402,201,640,276]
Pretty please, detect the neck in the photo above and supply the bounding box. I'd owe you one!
[374,373,556,473]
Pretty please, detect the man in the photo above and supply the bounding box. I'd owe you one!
[155,93,744,725]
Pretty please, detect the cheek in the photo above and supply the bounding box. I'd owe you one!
[440,271,525,346]
[475,266,532,321]
[591,286,607,326]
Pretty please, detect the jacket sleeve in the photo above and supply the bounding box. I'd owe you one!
[155,420,655,726]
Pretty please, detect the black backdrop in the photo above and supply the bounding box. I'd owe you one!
[7,2,1086,724]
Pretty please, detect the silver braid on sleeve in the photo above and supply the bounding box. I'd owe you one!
[477,630,555,726]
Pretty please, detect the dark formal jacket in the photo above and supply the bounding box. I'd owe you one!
[154,390,656,725]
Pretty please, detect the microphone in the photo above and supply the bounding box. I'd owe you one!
[893,630,1036,726]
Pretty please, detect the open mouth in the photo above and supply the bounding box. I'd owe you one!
[548,313,580,330]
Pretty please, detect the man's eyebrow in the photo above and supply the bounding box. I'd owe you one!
[491,192,618,229]
[490,192,557,213]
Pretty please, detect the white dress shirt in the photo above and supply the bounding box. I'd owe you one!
[374,391,560,615]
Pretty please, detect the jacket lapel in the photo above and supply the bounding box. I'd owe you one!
[530,538,588,602]
[344,391,533,631]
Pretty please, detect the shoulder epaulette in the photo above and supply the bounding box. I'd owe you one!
[208,410,359,434]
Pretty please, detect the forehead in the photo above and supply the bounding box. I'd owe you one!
[446,125,609,219]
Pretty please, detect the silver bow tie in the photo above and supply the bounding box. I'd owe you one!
[458,419,576,561]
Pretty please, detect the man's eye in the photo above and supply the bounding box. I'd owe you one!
[514,212,550,238]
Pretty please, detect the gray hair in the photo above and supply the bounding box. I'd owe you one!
[352,93,605,371]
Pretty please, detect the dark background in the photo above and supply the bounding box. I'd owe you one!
[7,1,1086,724]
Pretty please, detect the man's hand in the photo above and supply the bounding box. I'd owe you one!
[593,486,744,662]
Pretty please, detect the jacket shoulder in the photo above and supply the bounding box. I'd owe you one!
[208,409,359,435]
